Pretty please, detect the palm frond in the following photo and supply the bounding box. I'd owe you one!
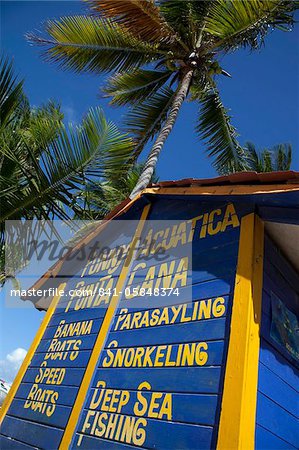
[159,0,213,48]
[85,0,178,47]
[21,101,63,156]
[243,141,260,171]
[0,57,23,128]
[78,162,158,219]
[28,16,164,74]
[103,68,172,106]
[0,108,134,223]
[159,0,201,48]
[0,100,63,186]
[244,141,292,172]
[274,143,292,171]
[124,86,176,159]
[205,0,299,51]
[196,86,246,174]
[45,107,134,183]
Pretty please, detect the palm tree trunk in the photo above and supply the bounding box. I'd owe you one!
[129,67,194,199]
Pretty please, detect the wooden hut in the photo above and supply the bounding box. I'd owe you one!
[1,171,298,449]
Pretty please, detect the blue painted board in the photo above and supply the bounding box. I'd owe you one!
[259,340,299,392]
[129,237,239,280]
[90,367,222,394]
[1,196,244,449]
[255,425,297,450]
[256,234,299,450]
[71,434,140,449]
[84,389,218,426]
[37,333,97,353]
[258,206,299,226]
[191,230,239,255]
[263,265,299,314]
[261,290,271,317]
[260,312,299,369]
[22,367,85,387]
[146,197,250,221]
[99,340,224,368]
[43,318,103,340]
[0,416,63,450]
[114,295,229,321]
[0,435,39,450]
[127,262,236,291]
[113,297,229,345]
[126,238,237,281]
[264,235,299,294]
[75,410,214,449]
[119,278,234,312]
[16,383,79,408]
[30,350,92,369]
[50,307,107,323]
[256,393,299,448]
[8,398,72,429]
[106,318,227,348]
[257,363,298,417]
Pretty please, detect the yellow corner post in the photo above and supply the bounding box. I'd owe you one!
[217,214,264,450]
[59,204,151,449]
[0,283,66,424]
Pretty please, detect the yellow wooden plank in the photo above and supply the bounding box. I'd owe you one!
[59,204,151,449]
[216,214,264,450]
[142,184,299,196]
[27,193,145,302]
[0,283,66,424]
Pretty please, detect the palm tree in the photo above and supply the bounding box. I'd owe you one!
[28,0,298,197]
[0,57,134,284]
[0,57,134,224]
[78,163,158,219]
[0,57,23,130]
[243,142,292,172]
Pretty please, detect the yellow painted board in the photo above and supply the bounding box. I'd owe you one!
[0,283,66,424]
[59,204,151,449]
[142,185,299,196]
[217,214,264,450]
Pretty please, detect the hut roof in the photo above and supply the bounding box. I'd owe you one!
[151,170,299,188]
[19,171,299,309]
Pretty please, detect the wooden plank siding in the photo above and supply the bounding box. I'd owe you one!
[69,199,245,449]
[255,235,299,449]
[4,192,298,449]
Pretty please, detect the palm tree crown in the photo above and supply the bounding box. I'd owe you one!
[29,0,299,196]
[0,56,134,224]
[77,163,158,219]
[244,142,292,172]
[0,57,135,284]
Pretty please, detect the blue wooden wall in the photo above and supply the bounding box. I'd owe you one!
[0,209,144,450]
[0,197,252,449]
[70,198,246,449]
[255,235,299,449]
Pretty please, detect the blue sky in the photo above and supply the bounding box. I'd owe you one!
[1,1,299,381]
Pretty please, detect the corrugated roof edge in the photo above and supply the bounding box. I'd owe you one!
[20,170,299,306]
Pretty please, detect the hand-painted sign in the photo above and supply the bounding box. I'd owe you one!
[0,199,245,449]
